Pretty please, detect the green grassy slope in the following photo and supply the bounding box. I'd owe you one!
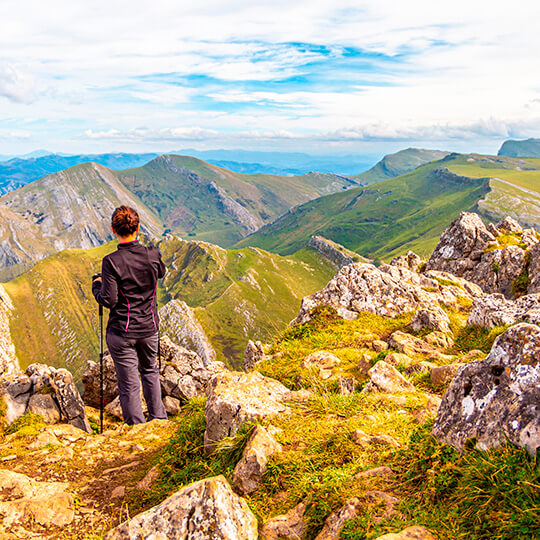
[236,156,491,260]
[4,237,335,380]
[354,148,450,184]
[117,155,357,246]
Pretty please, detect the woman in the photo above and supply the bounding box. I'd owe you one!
[92,205,167,425]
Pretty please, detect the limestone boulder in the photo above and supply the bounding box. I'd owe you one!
[0,372,32,424]
[314,498,363,540]
[204,371,291,454]
[390,251,424,272]
[364,361,415,393]
[0,469,74,528]
[81,351,118,408]
[410,307,451,334]
[104,475,258,540]
[233,425,282,495]
[529,243,540,293]
[432,323,540,455]
[26,364,91,433]
[261,501,307,540]
[467,293,540,328]
[388,331,452,362]
[430,363,464,387]
[27,393,61,424]
[302,350,341,379]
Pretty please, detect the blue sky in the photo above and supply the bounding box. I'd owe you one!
[1,0,539,157]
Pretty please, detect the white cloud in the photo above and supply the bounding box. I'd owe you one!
[85,127,219,141]
[0,64,39,104]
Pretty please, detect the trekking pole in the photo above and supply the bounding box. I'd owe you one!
[99,303,104,434]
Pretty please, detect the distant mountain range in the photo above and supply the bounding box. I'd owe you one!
[0,154,357,280]
[498,138,540,158]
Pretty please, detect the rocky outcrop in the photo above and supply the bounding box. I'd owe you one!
[244,339,268,370]
[204,371,291,454]
[427,211,539,297]
[0,469,75,529]
[410,306,451,334]
[293,262,480,326]
[82,336,225,418]
[432,323,540,455]
[0,284,18,377]
[261,501,307,540]
[308,235,364,268]
[529,243,540,293]
[159,299,217,364]
[104,475,258,540]
[390,251,424,272]
[467,293,540,328]
[233,425,282,495]
[388,331,452,361]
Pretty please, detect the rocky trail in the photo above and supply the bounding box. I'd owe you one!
[0,211,538,539]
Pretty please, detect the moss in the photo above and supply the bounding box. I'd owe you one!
[5,412,45,437]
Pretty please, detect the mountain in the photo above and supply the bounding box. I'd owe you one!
[498,138,540,157]
[0,152,159,195]
[0,155,356,280]
[235,153,540,260]
[4,237,336,381]
[354,147,450,184]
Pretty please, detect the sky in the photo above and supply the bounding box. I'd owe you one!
[1,0,540,157]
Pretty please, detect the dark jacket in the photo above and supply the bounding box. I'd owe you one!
[92,240,166,338]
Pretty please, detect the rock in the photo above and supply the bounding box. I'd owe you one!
[244,340,268,370]
[81,351,118,408]
[204,371,291,454]
[374,526,437,540]
[292,261,476,326]
[424,331,454,349]
[432,323,540,455]
[355,466,394,480]
[364,361,415,393]
[352,429,401,448]
[302,351,341,379]
[529,243,540,293]
[388,331,452,362]
[0,469,74,527]
[261,500,307,540]
[337,377,356,395]
[233,425,282,495]
[410,307,450,334]
[111,486,125,499]
[27,393,61,424]
[308,235,365,268]
[404,361,437,375]
[390,251,423,272]
[159,299,217,364]
[26,364,91,432]
[467,293,540,328]
[357,353,373,375]
[163,395,181,416]
[159,336,225,402]
[430,363,464,387]
[314,497,363,540]
[28,430,60,450]
[458,349,485,361]
[0,372,32,424]
[104,475,258,540]
[372,340,388,352]
[497,216,523,233]
[384,352,414,367]
[137,465,160,491]
[364,490,401,522]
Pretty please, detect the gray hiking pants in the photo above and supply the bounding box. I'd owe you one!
[106,331,167,425]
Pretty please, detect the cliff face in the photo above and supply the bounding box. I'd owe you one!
[0,285,17,376]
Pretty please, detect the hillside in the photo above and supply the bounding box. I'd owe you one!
[354,148,450,184]
[236,153,540,260]
[0,152,159,195]
[498,138,540,157]
[0,155,355,280]
[3,237,335,381]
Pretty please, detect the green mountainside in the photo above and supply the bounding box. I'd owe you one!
[4,237,335,381]
[354,148,450,184]
[498,138,540,157]
[0,155,355,280]
[236,153,540,260]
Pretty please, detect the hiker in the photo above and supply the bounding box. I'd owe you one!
[92,205,167,425]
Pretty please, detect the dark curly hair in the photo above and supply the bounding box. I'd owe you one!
[111,205,140,237]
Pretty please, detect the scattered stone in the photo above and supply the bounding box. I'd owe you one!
[0,469,74,527]
[355,466,394,480]
[357,353,373,375]
[390,251,423,272]
[81,351,117,408]
[351,430,401,448]
[364,361,415,394]
[314,497,363,540]
[28,430,60,450]
[337,377,356,395]
[374,526,437,540]
[261,500,307,540]
[111,486,125,499]
[204,371,291,454]
[137,465,160,491]
[458,349,485,362]
[432,323,540,455]
[467,293,540,328]
[163,395,181,416]
[372,340,389,352]
[404,361,437,375]
[104,476,258,540]
[302,351,341,379]
[411,307,451,334]
[244,340,269,370]
[388,331,452,362]
[364,490,401,522]
[430,363,464,387]
[424,331,454,349]
[384,352,414,367]
[27,393,61,424]
[233,425,283,495]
